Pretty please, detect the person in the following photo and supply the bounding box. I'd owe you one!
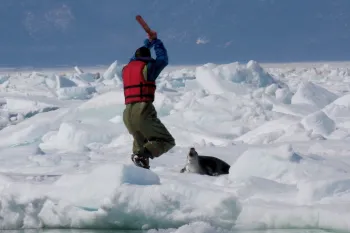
[122,30,176,169]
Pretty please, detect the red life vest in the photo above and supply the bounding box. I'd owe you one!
[122,60,156,104]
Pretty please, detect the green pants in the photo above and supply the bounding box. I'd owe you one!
[123,101,175,158]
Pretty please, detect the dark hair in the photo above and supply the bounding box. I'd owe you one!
[135,47,151,58]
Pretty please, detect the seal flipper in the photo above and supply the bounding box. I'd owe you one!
[180,167,186,173]
[204,166,214,176]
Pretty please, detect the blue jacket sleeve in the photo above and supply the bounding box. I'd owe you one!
[146,39,169,82]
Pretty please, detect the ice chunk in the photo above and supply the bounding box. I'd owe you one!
[301,110,335,136]
[323,94,350,121]
[55,75,77,88]
[291,81,338,108]
[103,60,120,80]
[48,164,160,207]
[39,120,121,152]
[56,86,96,100]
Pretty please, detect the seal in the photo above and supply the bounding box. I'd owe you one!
[180,147,230,176]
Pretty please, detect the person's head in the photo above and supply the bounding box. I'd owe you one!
[135,46,151,58]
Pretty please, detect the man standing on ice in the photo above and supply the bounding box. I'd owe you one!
[122,30,175,169]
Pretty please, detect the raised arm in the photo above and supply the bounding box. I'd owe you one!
[146,38,169,81]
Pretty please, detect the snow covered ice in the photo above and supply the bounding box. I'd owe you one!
[1,61,350,233]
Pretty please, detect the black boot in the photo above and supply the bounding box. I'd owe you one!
[131,148,153,169]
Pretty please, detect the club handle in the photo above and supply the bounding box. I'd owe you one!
[136,15,152,34]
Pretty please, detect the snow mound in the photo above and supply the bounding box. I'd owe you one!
[39,180,240,230]
[236,201,350,232]
[274,122,314,142]
[291,81,338,108]
[0,72,58,97]
[152,92,175,117]
[0,194,47,229]
[0,162,240,230]
[0,108,69,148]
[4,97,60,118]
[71,91,125,121]
[323,94,350,121]
[228,145,347,185]
[214,60,276,88]
[275,87,293,104]
[56,86,96,100]
[0,164,161,230]
[272,102,319,117]
[194,60,277,95]
[50,164,160,207]
[229,145,303,184]
[245,60,277,87]
[234,117,298,144]
[78,91,125,109]
[160,69,196,90]
[300,111,336,136]
[298,178,350,203]
[40,120,121,152]
[264,83,279,96]
[195,66,234,94]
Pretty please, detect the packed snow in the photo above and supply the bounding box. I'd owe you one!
[0,60,350,232]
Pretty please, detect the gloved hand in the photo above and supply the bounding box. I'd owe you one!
[147,30,157,41]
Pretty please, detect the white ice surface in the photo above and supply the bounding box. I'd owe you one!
[0,61,350,232]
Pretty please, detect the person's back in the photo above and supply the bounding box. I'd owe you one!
[122,31,176,169]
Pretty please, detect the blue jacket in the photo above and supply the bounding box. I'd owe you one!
[129,38,168,82]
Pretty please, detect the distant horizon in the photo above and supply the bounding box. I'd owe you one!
[1,59,350,74]
[1,56,350,69]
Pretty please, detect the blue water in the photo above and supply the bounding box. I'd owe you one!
[2,229,336,233]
